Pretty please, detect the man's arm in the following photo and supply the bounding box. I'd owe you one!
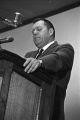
[40,44,74,72]
[23,44,74,73]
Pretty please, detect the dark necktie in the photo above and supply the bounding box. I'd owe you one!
[35,49,43,59]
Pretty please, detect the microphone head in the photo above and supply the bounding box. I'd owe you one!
[0,36,14,44]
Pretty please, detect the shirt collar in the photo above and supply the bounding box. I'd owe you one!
[42,41,55,51]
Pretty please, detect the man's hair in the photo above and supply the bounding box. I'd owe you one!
[33,18,55,38]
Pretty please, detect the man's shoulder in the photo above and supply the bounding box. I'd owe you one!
[58,43,74,51]
[50,42,74,54]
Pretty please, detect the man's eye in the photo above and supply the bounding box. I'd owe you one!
[32,28,42,34]
[37,28,42,31]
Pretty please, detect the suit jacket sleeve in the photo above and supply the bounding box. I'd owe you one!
[39,44,74,72]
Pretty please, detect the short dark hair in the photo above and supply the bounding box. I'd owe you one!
[33,18,55,38]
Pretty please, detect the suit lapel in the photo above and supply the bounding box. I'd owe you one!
[25,41,58,58]
[38,41,58,58]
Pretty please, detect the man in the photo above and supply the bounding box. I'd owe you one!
[23,18,74,120]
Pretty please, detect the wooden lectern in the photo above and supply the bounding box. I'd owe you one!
[0,49,56,120]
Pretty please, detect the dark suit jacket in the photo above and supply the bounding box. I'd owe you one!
[25,41,74,120]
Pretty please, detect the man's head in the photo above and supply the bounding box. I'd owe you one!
[32,18,55,49]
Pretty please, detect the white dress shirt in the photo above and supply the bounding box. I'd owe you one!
[42,41,55,52]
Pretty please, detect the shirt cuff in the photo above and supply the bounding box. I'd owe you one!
[38,60,43,67]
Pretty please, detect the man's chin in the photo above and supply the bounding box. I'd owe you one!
[35,44,42,49]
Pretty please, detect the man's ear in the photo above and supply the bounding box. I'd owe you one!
[49,28,54,36]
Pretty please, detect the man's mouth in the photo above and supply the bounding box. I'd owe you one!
[33,37,40,39]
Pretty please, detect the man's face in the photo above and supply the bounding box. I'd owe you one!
[32,20,51,49]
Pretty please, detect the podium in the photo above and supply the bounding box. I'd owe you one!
[0,49,56,120]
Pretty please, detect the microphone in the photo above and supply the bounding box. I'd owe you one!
[0,37,14,44]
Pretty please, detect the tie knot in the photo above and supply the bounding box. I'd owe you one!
[39,48,43,53]
[35,48,43,58]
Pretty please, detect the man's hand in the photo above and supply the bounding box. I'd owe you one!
[23,57,41,73]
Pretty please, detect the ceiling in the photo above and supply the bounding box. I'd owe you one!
[0,0,80,33]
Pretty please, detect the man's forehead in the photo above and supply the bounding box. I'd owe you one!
[32,20,45,28]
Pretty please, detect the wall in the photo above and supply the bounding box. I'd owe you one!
[0,7,80,120]
[48,7,80,120]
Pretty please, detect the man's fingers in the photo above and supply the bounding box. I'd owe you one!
[30,64,39,73]
[23,58,36,72]
[27,62,39,73]
[23,58,31,67]
[24,61,33,72]
[23,58,41,73]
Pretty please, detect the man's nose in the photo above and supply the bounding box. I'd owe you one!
[33,29,38,35]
